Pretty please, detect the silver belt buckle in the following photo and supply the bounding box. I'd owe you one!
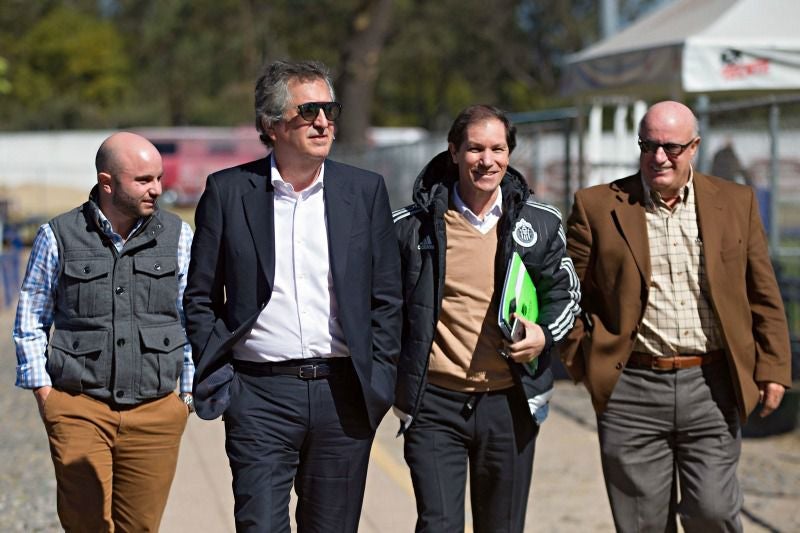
[298,364,318,379]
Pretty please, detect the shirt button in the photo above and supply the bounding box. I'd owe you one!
[115,286,125,295]
[83,265,91,274]
[163,337,170,346]
[72,340,80,349]
[116,391,124,398]
[153,263,162,271]
[117,338,126,347]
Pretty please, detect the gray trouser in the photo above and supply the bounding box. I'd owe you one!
[597,359,743,533]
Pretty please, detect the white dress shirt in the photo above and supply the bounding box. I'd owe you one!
[232,157,349,362]
[452,185,503,233]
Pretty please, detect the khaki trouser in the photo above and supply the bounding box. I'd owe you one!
[42,389,188,533]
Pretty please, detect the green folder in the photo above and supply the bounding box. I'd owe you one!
[498,251,539,373]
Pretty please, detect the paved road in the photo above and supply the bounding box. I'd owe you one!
[2,297,798,531]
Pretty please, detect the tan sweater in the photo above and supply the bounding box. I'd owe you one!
[427,210,513,392]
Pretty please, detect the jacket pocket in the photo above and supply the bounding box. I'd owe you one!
[138,322,186,396]
[133,256,178,314]
[62,260,112,317]
[47,329,110,392]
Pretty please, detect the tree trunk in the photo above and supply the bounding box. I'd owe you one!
[335,0,394,147]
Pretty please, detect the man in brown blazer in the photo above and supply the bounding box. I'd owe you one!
[561,100,791,533]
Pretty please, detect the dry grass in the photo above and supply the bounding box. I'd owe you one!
[0,184,88,222]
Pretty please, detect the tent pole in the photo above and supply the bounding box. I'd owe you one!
[564,115,574,212]
[531,127,542,192]
[577,102,585,191]
[769,102,780,256]
[696,94,710,172]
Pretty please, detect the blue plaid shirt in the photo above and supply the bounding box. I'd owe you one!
[13,208,195,394]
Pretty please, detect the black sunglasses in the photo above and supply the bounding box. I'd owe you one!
[638,137,697,156]
[296,102,342,122]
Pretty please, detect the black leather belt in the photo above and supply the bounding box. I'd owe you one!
[233,357,350,380]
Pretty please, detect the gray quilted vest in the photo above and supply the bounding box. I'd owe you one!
[47,197,186,405]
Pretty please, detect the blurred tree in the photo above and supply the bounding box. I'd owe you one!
[0,58,11,95]
[112,0,263,126]
[335,0,394,145]
[0,0,660,138]
[0,4,130,128]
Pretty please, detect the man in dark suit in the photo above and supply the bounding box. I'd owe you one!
[561,101,791,532]
[184,60,403,532]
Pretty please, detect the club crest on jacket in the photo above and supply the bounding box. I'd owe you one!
[513,218,537,247]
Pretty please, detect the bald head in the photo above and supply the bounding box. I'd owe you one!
[637,101,701,199]
[639,101,699,140]
[95,132,162,177]
[95,132,164,237]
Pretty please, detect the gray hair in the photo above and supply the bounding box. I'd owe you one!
[254,60,335,148]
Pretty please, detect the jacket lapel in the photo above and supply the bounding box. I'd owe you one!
[324,163,353,286]
[611,175,651,282]
[242,160,275,290]
[693,172,724,294]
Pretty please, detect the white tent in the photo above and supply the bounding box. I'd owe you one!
[562,0,800,98]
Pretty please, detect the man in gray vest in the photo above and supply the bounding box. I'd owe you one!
[13,132,195,532]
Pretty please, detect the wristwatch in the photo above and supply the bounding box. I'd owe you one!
[180,393,195,414]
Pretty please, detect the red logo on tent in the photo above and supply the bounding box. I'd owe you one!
[720,49,770,80]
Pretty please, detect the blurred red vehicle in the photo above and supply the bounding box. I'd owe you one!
[136,127,266,206]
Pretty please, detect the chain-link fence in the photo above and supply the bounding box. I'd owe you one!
[331,109,578,213]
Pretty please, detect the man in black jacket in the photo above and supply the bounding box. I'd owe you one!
[184,60,402,532]
[393,105,580,532]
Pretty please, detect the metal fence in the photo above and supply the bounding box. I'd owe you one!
[697,95,800,377]
[331,108,578,212]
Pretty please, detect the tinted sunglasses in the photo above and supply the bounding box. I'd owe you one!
[296,102,342,122]
[638,137,697,156]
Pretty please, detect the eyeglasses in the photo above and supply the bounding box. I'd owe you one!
[638,137,697,156]
[295,102,342,122]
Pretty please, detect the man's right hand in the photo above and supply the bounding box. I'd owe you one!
[33,386,52,421]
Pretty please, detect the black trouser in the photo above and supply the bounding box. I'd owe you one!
[224,360,374,533]
[403,383,538,533]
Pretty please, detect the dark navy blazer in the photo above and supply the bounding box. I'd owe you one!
[184,157,403,428]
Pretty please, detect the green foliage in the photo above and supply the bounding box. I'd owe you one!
[1,5,130,128]
[0,57,10,94]
[0,0,661,134]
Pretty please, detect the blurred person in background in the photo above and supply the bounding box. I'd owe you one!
[711,139,752,186]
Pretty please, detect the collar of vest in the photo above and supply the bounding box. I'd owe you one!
[82,187,165,251]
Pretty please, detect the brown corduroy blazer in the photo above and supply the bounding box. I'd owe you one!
[560,171,791,421]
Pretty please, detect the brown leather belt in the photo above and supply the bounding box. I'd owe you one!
[627,350,725,371]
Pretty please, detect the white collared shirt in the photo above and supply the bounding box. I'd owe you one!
[232,157,349,362]
[453,185,503,233]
